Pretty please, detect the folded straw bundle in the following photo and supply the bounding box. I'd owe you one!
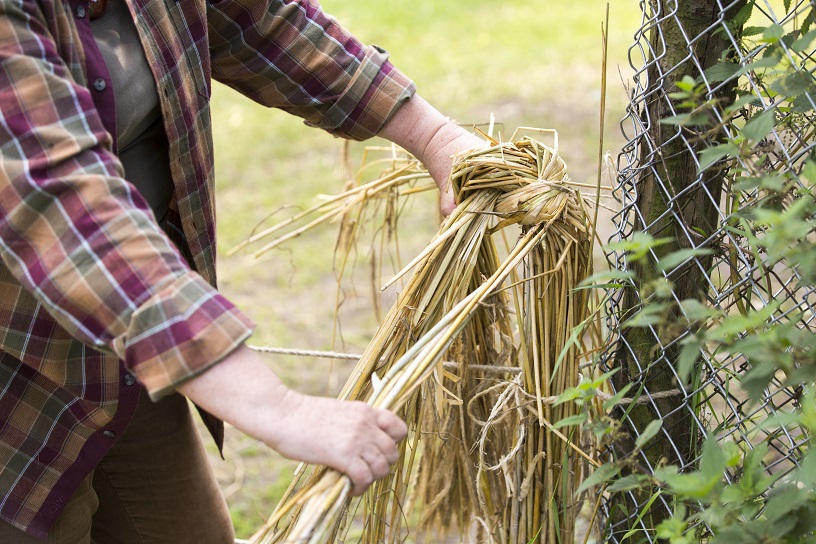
[245,130,594,543]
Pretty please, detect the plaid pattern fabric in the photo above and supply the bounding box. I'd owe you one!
[0,0,414,537]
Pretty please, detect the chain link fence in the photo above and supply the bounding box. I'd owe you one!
[599,0,816,540]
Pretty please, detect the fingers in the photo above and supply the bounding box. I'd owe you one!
[346,457,375,497]
[425,128,485,216]
[375,408,408,442]
[345,441,396,496]
[370,423,401,465]
[439,189,456,217]
[343,407,406,496]
[270,396,408,497]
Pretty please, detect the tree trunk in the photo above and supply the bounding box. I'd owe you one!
[610,0,745,538]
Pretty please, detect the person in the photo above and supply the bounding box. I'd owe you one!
[0,0,483,541]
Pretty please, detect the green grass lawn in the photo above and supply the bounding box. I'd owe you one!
[206,0,642,538]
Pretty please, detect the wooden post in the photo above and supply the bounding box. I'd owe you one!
[610,0,745,537]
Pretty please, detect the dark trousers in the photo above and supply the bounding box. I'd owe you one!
[0,388,234,543]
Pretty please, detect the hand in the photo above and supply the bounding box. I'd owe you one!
[417,124,485,215]
[177,345,408,496]
[267,391,407,496]
[379,95,484,216]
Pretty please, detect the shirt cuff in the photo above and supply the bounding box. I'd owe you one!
[319,46,416,141]
[113,272,256,400]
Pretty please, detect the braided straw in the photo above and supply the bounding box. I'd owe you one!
[249,131,595,544]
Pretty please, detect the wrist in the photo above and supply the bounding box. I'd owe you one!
[258,386,306,450]
[379,94,449,163]
[177,344,293,444]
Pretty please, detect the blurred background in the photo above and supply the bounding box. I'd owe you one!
[206,0,642,537]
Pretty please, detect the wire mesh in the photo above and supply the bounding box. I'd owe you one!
[599,0,816,541]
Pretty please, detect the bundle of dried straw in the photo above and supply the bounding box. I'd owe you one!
[242,129,597,543]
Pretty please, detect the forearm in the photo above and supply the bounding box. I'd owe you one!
[207,0,415,141]
[378,94,452,163]
[177,344,291,447]
[379,95,485,215]
[177,344,407,496]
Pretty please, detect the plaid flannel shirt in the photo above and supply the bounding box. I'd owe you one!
[0,0,414,537]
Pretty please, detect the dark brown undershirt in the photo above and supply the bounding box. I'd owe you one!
[91,0,174,224]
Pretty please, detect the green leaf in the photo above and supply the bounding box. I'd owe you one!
[761,24,785,43]
[659,464,721,500]
[553,413,587,429]
[663,111,712,127]
[646,277,674,299]
[675,75,698,92]
[740,441,771,494]
[722,441,741,468]
[576,269,635,289]
[698,143,738,172]
[686,111,714,126]
[726,94,763,116]
[764,484,808,522]
[657,522,696,544]
[676,338,702,385]
[770,70,815,98]
[606,232,672,262]
[733,2,754,29]
[733,173,786,192]
[623,303,667,328]
[740,362,778,400]
[804,7,816,34]
[734,333,792,370]
[759,173,786,191]
[663,473,713,499]
[758,410,799,431]
[731,176,762,193]
[791,93,816,113]
[792,28,816,53]
[742,26,766,37]
[554,387,582,406]
[784,365,816,391]
[699,435,727,481]
[606,474,649,493]
[577,463,618,494]
[678,299,719,322]
[762,43,785,62]
[746,55,782,70]
[793,449,816,488]
[704,62,743,83]
[659,114,691,126]
[657,247,714,272]
[783,0,791,12]
[708,301,780,342]
[802,161,816,184]
[602,383,633,412]
[620,491,664,542]
[653,465,679,481]
[635,419,663,449]
[742,109,776,141]
[583,368,619,390]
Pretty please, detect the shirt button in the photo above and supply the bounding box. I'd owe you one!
[93,78,107,92]
[123,373,136,386]
[102,430,116,439]
[76,5,86,17]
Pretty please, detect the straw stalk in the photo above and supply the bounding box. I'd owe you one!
[242,130,596,543]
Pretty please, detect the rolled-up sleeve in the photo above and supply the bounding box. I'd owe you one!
[0,0,254,400]
[206,0,416,140]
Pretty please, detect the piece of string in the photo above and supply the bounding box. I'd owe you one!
[248,344,682,406]
[248,344,522,375]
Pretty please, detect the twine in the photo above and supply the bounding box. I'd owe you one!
[247,344,681,405]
